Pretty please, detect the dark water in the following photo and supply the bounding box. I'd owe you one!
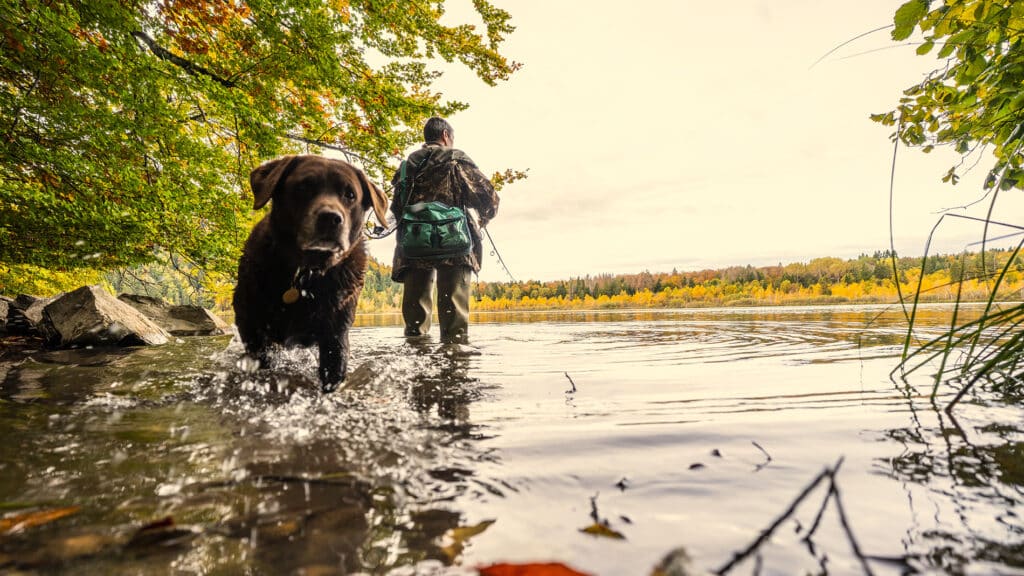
[1,305,1022,575]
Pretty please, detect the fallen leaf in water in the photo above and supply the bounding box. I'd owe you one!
[125,516,196,549]
[478,562,592,576]
[579,522,626,540]
[440,519,496,561]
[0,506,80,534]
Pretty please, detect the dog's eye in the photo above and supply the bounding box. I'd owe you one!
[344,189,356,200]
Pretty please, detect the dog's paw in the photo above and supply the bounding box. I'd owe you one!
[318,367,346,394]
[320,378,344,394]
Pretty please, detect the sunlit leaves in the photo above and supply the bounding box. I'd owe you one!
[875,0,1024,192]
[0,0,517,278]
[893,0,929,41]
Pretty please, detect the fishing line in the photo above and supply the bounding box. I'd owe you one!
[484,227,516,283]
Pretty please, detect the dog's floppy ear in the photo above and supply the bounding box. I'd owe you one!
[355,168,390,226]
[250,155,299,210]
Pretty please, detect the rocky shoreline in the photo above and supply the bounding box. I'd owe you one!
[1,285,231,354]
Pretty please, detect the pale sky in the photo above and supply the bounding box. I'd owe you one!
[365,1,1024,282]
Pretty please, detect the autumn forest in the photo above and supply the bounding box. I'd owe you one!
[355,248,1024,313]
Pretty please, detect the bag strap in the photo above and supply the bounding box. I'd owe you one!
[397,160,410,206]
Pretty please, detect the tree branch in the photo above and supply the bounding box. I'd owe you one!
[284,133,377,166]
[131,31,236,88]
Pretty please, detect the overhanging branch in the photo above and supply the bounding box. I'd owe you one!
[131,31,236,88]
[284,133,376,166]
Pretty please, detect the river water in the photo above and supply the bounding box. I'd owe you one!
[0,305,1022,575]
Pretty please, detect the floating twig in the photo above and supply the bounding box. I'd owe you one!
[588,493,602,525]
[581,493,625,540]
[564,372,577,393]
[752,441,772,472]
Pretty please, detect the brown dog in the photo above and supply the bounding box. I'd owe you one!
[233,155,388,393]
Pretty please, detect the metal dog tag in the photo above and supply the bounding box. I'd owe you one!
[282,287,300,304]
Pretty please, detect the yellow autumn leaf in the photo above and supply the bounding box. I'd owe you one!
[440,519,496,562]
[579,523,625,540]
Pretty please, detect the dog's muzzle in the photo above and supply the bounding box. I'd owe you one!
[301,208,349,256]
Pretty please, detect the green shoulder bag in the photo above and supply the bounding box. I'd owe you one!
[396,160,474,260]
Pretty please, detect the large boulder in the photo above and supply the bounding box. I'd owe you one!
[44,285,170,347]
[117,294,231,336]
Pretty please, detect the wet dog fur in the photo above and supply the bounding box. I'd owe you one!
[233,155,388,393]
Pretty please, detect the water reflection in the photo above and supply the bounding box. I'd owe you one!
[880,403,1024,574]
[1,305,1022,574]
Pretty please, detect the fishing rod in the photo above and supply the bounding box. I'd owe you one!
[483,227,516,283]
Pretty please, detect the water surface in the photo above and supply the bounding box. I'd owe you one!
[1,304,1022,574]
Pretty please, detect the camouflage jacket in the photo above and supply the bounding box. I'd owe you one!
[389,143,500,281]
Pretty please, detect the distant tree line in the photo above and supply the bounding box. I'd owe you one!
[357,249,1024,312]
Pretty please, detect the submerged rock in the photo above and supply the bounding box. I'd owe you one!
[118,293,231,336]
[44,285,170,347]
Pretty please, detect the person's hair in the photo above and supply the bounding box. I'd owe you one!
[423,117,453,143]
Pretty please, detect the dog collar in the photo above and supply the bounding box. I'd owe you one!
[282,268,319,304]
[281,237,364,304]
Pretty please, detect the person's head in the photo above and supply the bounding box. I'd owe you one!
[423,117,454,147]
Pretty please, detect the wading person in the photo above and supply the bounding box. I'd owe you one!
[390,117,500,343]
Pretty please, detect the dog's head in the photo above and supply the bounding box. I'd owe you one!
[250,155,389,263]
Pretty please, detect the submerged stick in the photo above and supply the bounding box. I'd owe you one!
[719,457,876,575]
[803,458,846,542]
[716,466,833,574]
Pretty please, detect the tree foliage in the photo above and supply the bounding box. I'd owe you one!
[874,0,1024,190]
[0,0,518,275]
[352,250,1024,312]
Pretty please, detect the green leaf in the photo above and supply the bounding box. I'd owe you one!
[917,39,935,55]
[893,0,929,41]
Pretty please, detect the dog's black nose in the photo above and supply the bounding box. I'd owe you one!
[316,210,344,231]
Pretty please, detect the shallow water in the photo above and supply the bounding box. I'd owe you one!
[1,304,1022,575]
